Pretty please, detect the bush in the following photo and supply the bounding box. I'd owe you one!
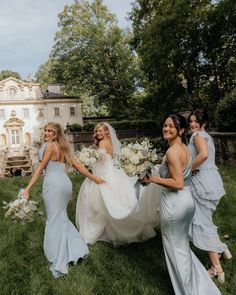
[80,120,161,133]
[68,123,82,132]
[110,119,160,132]
[216,89,236,131]
[82,122,96,131]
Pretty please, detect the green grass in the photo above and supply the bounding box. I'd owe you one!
[0,166,235,295]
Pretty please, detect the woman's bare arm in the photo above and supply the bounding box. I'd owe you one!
[22,143,53,199]
[144,146,184,190]
[72,158,105,184]
[192,135,208,170]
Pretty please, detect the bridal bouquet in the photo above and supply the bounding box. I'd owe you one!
[119,138,159,178]
[2,189,43,223]
[75,146,103,170]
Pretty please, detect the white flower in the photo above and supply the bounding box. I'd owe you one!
[75,146,101,170]
[118,138,159,178]
[2,189,43,224]
[130,155,140,165]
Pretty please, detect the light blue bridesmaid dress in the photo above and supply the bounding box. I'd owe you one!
[39,143,89,278]
[159,158,221,294]
[188,131,226,253]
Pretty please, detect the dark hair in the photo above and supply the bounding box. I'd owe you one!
[166,114,188,145]
[188,109,209,130]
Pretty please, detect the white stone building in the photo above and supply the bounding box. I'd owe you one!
[0,76,83,175]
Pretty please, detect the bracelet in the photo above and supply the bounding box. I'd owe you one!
[192,169,199,175]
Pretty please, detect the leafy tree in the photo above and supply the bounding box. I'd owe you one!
[35,58,60,90]
[49,0,143,118]
[131,0,236,126]
[0,70,21,80]
[216,87,236,131]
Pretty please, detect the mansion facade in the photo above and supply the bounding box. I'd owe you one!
[0,77,83,151]
[0,77,83,176]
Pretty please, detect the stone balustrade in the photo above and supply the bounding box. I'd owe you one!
[67,130,236,164]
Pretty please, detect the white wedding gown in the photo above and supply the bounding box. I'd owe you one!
[76,149,161,245]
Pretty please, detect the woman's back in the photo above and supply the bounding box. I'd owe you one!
[189,131,217,170]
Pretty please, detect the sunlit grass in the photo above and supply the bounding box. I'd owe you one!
[0,166,235,295]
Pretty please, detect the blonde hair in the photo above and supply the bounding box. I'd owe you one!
[93,123,109,147]
[44,122,73,165]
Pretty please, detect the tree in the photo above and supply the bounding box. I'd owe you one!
[35,58,60,90]
[0,70,21,80]
[131,0,236,124]
[49,0,143,118]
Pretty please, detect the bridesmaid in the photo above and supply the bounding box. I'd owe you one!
[22,122,104,278]
[144,114,220,294]
[188,109,231,283]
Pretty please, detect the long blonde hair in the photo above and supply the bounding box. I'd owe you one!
[93,123,109,147]
[44,122,73,165]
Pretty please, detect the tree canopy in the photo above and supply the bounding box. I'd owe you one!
[40,0,143,117]
[35,0,236,129]
[0,70,21,81]
[131,0,236,124]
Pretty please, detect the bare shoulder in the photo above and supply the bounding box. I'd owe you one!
[99,139,106,149]
[44,141,54,150]
[44,141,57,154]
[166,144,184,163]
[99,138,111,148]
[167,144,182,155]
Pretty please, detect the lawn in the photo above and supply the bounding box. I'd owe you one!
[0,165,235,295]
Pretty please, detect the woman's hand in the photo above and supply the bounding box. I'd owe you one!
[21,189,29,200]
[94,176,105,184]
[142,175,152,183]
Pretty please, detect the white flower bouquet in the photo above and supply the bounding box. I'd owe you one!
[119,138,159,179]
[75,146,103,170]
[2,189,43,223]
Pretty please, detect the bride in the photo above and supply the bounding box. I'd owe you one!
[76,122,161,245]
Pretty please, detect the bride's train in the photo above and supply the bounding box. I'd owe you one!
[76,153,161,245]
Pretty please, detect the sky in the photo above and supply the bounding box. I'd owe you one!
[0,0,133,80]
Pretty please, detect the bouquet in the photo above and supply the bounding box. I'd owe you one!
[118,138,159,180]
[75,146,103,170]
[2,188,43,223]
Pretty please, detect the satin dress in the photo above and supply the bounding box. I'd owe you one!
[39,143,89,278]
[159,158,221,295]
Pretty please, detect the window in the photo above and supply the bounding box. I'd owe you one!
[23,108,29,118]
[54,107,60,117]
[11,130,20,145]
[38,108,44,118]
[8,87,18,97]
[69,106,76,116]
[0,109,5,119]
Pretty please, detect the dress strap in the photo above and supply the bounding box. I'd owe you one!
[53,142,60,161]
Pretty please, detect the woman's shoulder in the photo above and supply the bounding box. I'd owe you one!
[190,130,209,143]
[39,141,56,155]
[43,141,57,151]
[166,143,182,158]
[99,138,112,148]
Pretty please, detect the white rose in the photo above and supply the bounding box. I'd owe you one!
[130,155,140,165]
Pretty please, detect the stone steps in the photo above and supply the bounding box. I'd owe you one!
[4,151,33,177]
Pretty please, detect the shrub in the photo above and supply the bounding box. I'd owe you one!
[68,124,82,132]
[110,119,160,132]
[82,122,96,131]
[216,89,236,131]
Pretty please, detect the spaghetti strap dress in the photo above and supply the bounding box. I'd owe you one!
[39,143,89,278]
